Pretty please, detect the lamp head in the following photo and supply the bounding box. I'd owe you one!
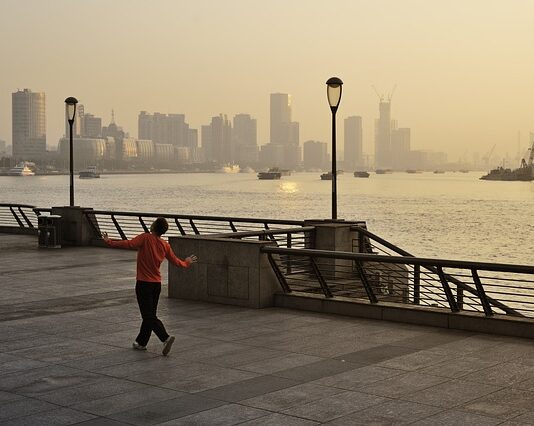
[65,97,78,122]
[326,77,343,112]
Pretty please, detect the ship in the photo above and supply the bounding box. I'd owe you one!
[8,162,35,176]
[258,170,282,180]
[79,166,100,179]
[320,171,344,180]
[375,169,393,174]
[481,140,534,181]
[433,170,445,174]
[354,171,370,178]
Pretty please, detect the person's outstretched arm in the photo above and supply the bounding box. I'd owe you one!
[165,244,197,268]
[102,232,146,250]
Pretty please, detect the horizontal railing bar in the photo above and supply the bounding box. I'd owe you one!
[263,247,534,274]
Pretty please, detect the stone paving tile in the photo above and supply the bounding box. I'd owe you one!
[0,391,25,403]
[122,362,225,387]
[310,364,404,390]
[60,348,160,371]
[197,375,300,402]
[461,361,534,387]
[417,354,501,378]
[333,344,417,365]
[36,377,147,406]
[410,408,503,425]
[403,378,503,408]
[272,359,361,382]
[238,413,319,425]
[358,371,450,398]
[108,394,225,425]
[463,388,534,419]
[282,390,387,423]
[0,354,48,375]
[76,419,131,426]
[156,403,270,425]
[392,330,473,350]
[241,382,344,411]
[200,347,286,368]
[375,349,448,371]
[95,354,190,380]
[0,407,97,425]
[0,365,103,396]
[161,366,260,393]
[71,387,185,416]
[0,397,59,421]
[324,399,444,425]
[237,353,324,375]
[505,411,534,425]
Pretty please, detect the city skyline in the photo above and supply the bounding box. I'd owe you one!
[1,0,534,161]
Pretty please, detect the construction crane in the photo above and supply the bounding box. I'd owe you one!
[372,85,397,102]
[482,144,496,167]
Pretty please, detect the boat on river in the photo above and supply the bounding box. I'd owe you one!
[258,168,282,180]
[79,166,100,179]
[354,171,370,178]
[8,162,35,176]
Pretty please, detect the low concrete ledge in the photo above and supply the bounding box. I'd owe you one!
[0,226,37,235]
[168,235,280,308]
[274,292,534,339]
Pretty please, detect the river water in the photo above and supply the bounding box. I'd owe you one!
[2,172,533,265]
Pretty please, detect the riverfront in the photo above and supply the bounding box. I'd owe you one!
[2,171,534,264]
[3,233,534,425]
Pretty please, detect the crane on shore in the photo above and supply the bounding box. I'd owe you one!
[372,84,397,102]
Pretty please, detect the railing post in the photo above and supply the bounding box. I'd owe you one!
[139,216,149,232]
[189,219,200,235]
[413,265,421,305]
[174,218,186,236]
[111,214,127,240]
[286,233,292,274]
[471,269,493,317]
[457,287,464,310]
[437,266,460,312]
[355,260,378,304]
[310,257,333,298]
[18,207,34,228]
[229,221,237,232]
[267,253,291,293]
[9,207,24,228]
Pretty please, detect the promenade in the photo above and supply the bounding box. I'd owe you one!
[2,234,534,425]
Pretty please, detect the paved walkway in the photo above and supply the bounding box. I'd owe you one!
[2,234,534,425]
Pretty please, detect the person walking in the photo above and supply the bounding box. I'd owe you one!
[102,217,197,356]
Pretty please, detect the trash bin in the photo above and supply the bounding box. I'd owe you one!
[38,215,62,248]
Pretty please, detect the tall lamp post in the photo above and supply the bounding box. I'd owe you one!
[65,97,78,207]
[326,77,343,220]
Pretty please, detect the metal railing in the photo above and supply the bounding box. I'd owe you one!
[263,246,534,318]
[83,209,307,242]
[0,203,40,230]
[210,226,316,249]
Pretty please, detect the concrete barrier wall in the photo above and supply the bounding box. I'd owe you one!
[275,292,534,339]
[168,236,281,308]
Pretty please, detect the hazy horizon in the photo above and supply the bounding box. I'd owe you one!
[2,0,534,161]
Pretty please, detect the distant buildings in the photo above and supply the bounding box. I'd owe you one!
[260,93,301,169]
[344,116,363,170]
[12,89,46,161]
[202,114,232,165]
[374,100,392,169]
[303,141,328,170]
[391,127,411,169]
[0,140,6,157]
[233,114,258,165]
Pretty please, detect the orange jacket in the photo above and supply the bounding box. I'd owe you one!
[105,232,190,283]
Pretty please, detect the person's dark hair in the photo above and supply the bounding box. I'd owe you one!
[151,217,169,236]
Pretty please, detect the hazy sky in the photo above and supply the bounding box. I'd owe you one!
[1,0,534,161]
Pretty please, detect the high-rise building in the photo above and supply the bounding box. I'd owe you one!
[374,100,392,169]
[202,114,232,164]
[12,89,46,161]
[270,93,299,146]
[233,114,258,165]
[344,116,363,170]
[303,140,328,170]
[391,127,411,169]
[264,93,301,169]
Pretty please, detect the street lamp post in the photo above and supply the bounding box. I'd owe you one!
[326,77,343,220]
[65,97,78,207]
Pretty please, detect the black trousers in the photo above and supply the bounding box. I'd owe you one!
[135,281,169,346]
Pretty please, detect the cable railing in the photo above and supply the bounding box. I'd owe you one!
[82,209,307,242]
[0,203,40,230]
[263,246,534,318]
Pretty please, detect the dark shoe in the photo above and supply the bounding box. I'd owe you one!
[162,336,175,356]
[133,341,147,351]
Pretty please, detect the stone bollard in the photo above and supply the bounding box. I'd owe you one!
[50,206,99,246]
